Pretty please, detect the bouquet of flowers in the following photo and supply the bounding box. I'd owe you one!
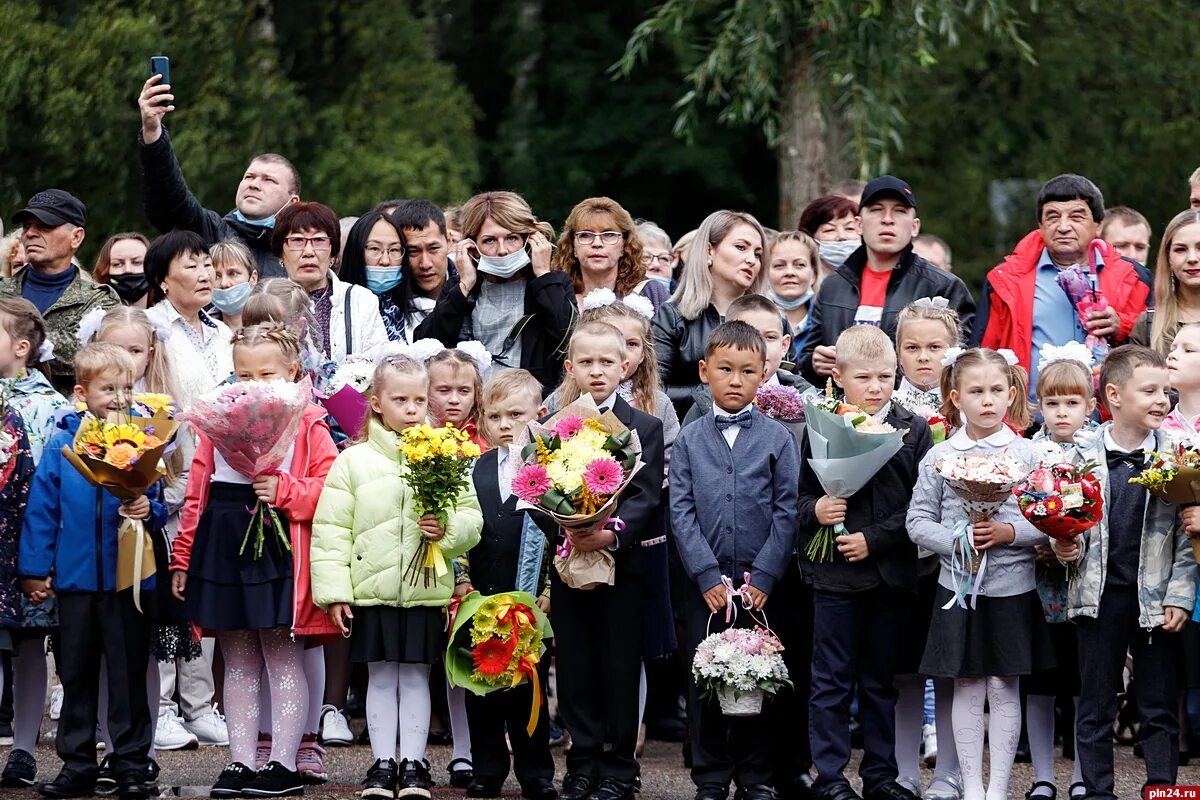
[62,393,181,611]
[396,423,482,587]
[180,378,312,560]
[693,623,790,717]
[1056,240,1113,382]
[893,389,949,444]
[1013,461,1104,580]
[802,381,908,562]
[755,383,805,439]
[445,591,553,736]
[510,395,644,590]
[313,356,374,439]
[1130,441,1200,561]
[936,452,1030,608]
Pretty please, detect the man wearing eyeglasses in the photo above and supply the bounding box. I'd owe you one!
[138,75,298,278]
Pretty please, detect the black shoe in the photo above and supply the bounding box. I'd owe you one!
[38,771,98,799]
[428,729,454,746]
[560,773,596,800]
[211,762,257,798]
[362,758,398,800]
[816,783,861,800]
[778,774,816,800]
[117,770,150,800]
[397,759,433,799]
[449,758,475,789]
[144,761,161,795]
[242,762,305,797]
[522,778,558,800]
[862,782,917,800]
[696,784,730,800]
[1025,781,1057,800]
[467,779,505,798]
[588,777,635,800]
[1,748,37,788]
[739,787,779,800]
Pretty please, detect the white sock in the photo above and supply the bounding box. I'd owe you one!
[1072,697,1083,789]
[303,646,325,735]
[930,677,961,787]
[894,674,925,786]
[367,662,400,762]
[1026,693,1057,790]
[12,637,48,754]
[638,663,648,725]
[447,684,472,766]
[396,664,431,763]
[953,678,987,800]
[984,676,1021,800]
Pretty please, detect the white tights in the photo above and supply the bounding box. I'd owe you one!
[954,676,1021,800]
[1026,693,1082,795]
[8,637,49,754]
[366,662,431,763]
[219,628,307,770]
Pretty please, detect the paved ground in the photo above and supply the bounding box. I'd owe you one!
[2,739,1196,799]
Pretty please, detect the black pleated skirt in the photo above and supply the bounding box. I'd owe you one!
[920,586,1056,679]
[349,605,443,664]
[183,483,293,632]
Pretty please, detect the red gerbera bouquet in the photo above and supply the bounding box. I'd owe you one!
[1013,461,1104,580]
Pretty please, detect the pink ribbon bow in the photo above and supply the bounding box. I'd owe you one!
[556,517,627,558]
[721,572,754,624]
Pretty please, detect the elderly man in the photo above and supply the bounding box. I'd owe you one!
[972,174,1152,391]
[137,75,298,278]
[0,190,118,391]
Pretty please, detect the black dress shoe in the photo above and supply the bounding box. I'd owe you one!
[862,782,917,800]
[467,779,504,798]
[560,773,596,800]
[740,787,779,800]
[522,778,558,800]
[38,771,98,799]
[588,778,635,800]
[778,774,816,800]
[696,784,729,800]
[816,783,861,800]
[117,770,150,800]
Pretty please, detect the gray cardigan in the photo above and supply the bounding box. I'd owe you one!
[669,406,799,594]
[906,433,1047,598]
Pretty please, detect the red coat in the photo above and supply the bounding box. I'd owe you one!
[171,404,340,640]
[976,231,1151,375]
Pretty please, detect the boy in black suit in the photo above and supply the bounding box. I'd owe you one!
[459,369,556,800]
[547,321,665,800]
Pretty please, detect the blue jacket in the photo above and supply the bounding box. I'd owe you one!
[18,413,168,592]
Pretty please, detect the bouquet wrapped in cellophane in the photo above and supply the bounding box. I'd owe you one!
[62,393,180,611]
[510,395,644,590]
[936,452,1029,608]
[1130,441,1200,561]
[396,423,482,587]
[313,356,374,439]
[1013,460,1104,581]
[180,378,312,559]
[445,591,553,735]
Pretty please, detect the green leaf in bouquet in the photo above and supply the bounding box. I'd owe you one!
[538,488,576,516]
[521,442,538,462]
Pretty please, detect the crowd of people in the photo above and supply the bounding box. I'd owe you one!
[1,71,1200,800]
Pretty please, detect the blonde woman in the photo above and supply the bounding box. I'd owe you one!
[766,230,820,365]
[1131,209,1200,353]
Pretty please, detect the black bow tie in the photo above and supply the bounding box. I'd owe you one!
[716,410,753,430]
[1106,449,1145,472]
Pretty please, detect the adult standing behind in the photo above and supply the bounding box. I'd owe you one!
[551,197,671,311]
[765,230,820,366]
[635,221,675,290]
[972,173,1151,388]
[652,210,767,413]
[338,211,410,342]
[273,202,389,362]
[0,190,117,391]
[138,75,297,278]
[1099,206,1152,265]
[209,240,259,331]
[798,194,860,277]
[144,230,233,406]
[93,233,151,307]
[1131,210,1200,354]
[798,177,975,385]
[387,200,458,342]
[417,191,575,392]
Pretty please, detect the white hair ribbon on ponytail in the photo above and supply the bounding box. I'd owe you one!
[75,307,106,346]
[1036,341,1094,373]
[997,349,1020,367]
[37,338,55,364]
[581,286,654,320]
[455,340,494,372]
[375,337,445,365]
[940,346,966,368]
[911,296,950,309]
[144,306,173,343]
[582,288,618,311]
[622,294,655,320]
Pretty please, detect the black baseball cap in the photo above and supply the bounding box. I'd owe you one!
[12,189,87,228]
[859,176,917,211]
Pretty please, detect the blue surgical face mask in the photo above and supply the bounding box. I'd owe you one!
[210,281,253,316]
[232,209,277,229]
[818,239,861,271]
[648,275,673,289]
[769,287,814,311]
[366,265,403,295]
[476,247,530,278]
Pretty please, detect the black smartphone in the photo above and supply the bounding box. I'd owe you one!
[150,55,170,86]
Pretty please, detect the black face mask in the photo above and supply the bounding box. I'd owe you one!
[109,273,149,304]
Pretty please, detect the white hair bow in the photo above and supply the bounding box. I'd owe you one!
[75,307,106,346]
[997,349,1020,367]
[1036,341,1094,373]
[376,337,444,365]
[940,346,965,368]
[143,306,173,343]
[455,340,494,371]
[37,338,55,364]
[582,288,618,310]
[581,287,655,320]
[912,297,950,309]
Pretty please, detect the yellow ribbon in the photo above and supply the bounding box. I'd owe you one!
[116,517,155,614]
[525,656,542,737]
[422,541,448,578]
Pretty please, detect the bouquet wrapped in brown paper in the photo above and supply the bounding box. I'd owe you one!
[510,395,645,589]
[1129,441,1200,562]
[61,394,180,611]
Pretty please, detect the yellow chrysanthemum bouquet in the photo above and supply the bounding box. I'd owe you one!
[397,423,482,587]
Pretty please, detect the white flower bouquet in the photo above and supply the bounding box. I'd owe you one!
[692,626,791,717]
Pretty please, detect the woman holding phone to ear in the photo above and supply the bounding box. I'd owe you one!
[415,191,576,392]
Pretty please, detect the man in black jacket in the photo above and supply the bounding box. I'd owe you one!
[136,75,296,278]
[798,176,975,386]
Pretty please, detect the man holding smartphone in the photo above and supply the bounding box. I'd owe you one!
[136,71,298,279]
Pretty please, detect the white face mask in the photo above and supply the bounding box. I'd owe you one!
[476,247,530,278]
[769,287,814,311]
[818,239,861,271]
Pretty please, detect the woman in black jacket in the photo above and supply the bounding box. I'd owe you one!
[651,210,768,417]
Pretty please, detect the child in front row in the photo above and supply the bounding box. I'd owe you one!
[20,343,167,800]
[798,325,931,800]
[457,368,556,800]
[907,347,1051,800]
[550,321,664,800]
[311,354,482,800]
[671,320,799,800]
[1055,344,1198,798]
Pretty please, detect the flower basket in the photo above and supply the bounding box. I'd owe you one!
[718,686,764,717]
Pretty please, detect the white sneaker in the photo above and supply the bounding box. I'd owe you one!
[318,705,353,746]
[154,711,199,751]
[922,723,938,767]
[184,707,229,746]
[49,684,64,721]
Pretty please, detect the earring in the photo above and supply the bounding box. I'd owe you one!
[707,259,713,268]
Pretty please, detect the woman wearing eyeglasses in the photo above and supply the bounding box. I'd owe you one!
[550,197,671,311]
[418,191,576,392]
[338,211,423,343]
[273,202,390,362]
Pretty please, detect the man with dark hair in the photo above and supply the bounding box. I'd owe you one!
[0,190,118,391]
[972,173,1152,391]
[137,76,297,278]
[392,200,455,328]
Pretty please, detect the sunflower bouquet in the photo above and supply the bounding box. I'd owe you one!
[446,591,553,736]
[1129,441,1200,561]
[397,423,482,587]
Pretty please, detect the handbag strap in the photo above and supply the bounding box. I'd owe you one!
[343,288,354,355]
